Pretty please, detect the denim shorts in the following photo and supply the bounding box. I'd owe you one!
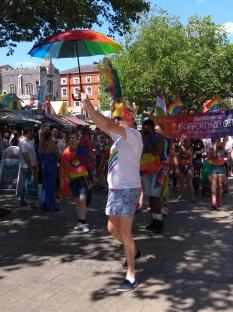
[106,188,141,216]
[69,176,89,198]
[179,164,194,175]
[209,165,226,176]
[143,172,162,198]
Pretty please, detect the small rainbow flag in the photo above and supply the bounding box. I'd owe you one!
[167,98,183,115]
[203,98,220,113]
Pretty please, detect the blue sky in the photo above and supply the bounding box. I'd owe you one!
[1,0,233,71]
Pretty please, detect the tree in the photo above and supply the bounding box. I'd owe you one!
[109,11,233,113]
[0,0,150,55]
[98,74,112,111]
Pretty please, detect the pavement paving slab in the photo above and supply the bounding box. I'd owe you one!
[0,185,233,312]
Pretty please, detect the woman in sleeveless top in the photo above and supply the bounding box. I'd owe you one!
[176,139,194,201]
[39,128,60,211]
[208,138,227,209]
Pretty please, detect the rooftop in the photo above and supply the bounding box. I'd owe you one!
[60,63,100,75]
[0,65,13,71]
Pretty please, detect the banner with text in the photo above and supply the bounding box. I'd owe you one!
[150,109,233,139]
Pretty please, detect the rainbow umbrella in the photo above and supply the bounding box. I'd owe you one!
[28,30,122,90]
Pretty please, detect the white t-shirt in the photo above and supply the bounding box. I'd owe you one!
[19,137,38,169]
[107,127,143,189]
[226,136,233,151]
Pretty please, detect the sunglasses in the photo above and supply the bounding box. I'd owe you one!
[68,137,77,141]
[114,117,123,121]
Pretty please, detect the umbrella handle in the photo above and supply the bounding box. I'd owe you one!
[75,41,83,93]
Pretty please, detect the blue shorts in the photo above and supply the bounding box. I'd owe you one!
[106,188,141,216]
[209,165,226,176]
[69,177,89,198]
[143,172,162,198]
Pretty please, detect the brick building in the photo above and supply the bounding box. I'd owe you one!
[0,58,60,105]
[60,63,100,114]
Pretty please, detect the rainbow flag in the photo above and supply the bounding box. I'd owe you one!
[161,174,169,203]
[167,98,183,115]
[203,98,220,113]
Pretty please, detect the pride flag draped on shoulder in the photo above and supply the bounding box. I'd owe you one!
[203,98,220,113]
[155,91,167,115]
[167,98,184,115]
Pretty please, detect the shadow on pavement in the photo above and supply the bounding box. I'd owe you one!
[0,187,233,311]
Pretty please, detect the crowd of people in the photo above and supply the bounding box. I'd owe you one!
[0,95,233,291]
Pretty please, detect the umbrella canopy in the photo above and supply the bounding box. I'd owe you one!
[50,101,69,116]
[0,110,41,126]
[28,30,122,59]
[28,29,122,93]
[65,116,89,126]
[0,94,23,110]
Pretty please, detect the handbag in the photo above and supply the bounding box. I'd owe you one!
[25,176,38,204]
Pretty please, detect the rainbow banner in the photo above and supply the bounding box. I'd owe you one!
[203,98,219,113]
[167,98,183,115]
[150,109,233,139]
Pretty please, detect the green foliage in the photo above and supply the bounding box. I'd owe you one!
[98,59,113,111]
[0,0,150,54]
[221,98,233,110]
[111,10,233,113]
[98,80,112,112]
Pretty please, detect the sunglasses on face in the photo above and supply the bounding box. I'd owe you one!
[68,137,77,141]
[114,117,123,121]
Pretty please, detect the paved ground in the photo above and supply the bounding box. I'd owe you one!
[0,182,233,312]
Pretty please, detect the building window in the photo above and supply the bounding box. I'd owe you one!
[9,84,16,94]
[36,81,39,93]
[62,88,67,96]
[74,87,80,97]
[86,86,92,95]
[25,83,33,95]
[74,101,80,107]
[73,77,79,84]
[47,80,53,94]
[61,78,67,84]
[86,76,91,83]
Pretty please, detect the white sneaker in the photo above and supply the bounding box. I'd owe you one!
[80,223,90,233]
[20,205,33,212]
[74,223,90,233]
[74,222,82,230]
[162,207,168,216]
[177,194,182,200]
